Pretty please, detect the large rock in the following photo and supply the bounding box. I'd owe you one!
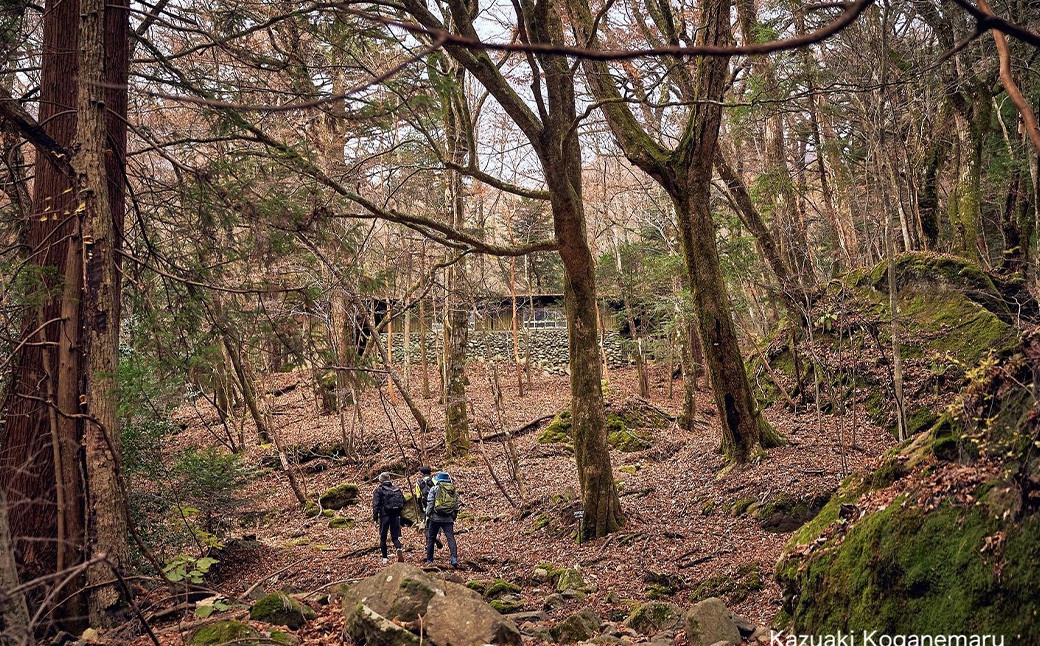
[342,563,520,646]
[425,593,522,646]
[343,602,420,646]
[319,483,358,508]
[189,620,259,645]
[554,567,587,593]
[685,598,740,646]
[250,591,316,630]
[624,602,683,635]
[549,609,600,644]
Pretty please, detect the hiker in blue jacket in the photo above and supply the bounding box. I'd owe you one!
[424,471,460,567]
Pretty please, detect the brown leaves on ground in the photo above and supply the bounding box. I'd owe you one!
[129,363,895,645]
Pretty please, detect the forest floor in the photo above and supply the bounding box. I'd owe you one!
[130,362,895,645]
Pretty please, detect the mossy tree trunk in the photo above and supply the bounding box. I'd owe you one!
[435,56,471,458]
[401,0,623,537]
[949,91,990,262]
[567,0,782,463]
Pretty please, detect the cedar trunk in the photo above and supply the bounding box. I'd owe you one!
[76,0,131,623]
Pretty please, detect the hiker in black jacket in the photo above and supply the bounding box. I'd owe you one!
[372,472,405,565]
[424,471,460,567]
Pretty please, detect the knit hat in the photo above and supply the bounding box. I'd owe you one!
[378,472,392,483]
[420,466,432,475]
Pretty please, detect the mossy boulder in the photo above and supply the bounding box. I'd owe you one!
[623,602,682,635]
[752,491,832,533]
[690,563,764,604]
[751,252,1020,436]
[777,494,1040,639]
[537,399,667,452]
[189,620,260,645]
[554,567,588,593]
[730,497,755,517]
[329,516,355,529]
[250,591,316,630]
[318,483,358,509]
[538,410,572,445]
[483,579,522,600]
[342,563,521,646]
[489,598,523,614]
[549,609,600,643]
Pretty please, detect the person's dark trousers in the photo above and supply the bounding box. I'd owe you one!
[379,512,403,558]
[425,520,457,562]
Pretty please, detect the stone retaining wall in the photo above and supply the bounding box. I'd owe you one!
[380,330,631,374]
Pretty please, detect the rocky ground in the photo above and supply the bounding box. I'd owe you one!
[113,360,894,646]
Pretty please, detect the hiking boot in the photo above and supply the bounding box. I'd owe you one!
[381,557,389,565]
[395,548,404,563]
[449,557,459,568]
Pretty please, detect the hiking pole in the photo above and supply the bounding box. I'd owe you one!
[574,510,585,545]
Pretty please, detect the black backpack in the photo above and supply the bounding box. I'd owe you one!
[384,485,405,512]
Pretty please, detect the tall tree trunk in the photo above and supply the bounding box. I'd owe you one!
[949,96,990,262]
[76,0,130,623]
[441,68,471,457]
[0,0,132,616]
[402,0,622,537]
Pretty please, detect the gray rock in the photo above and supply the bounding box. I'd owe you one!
[685,598,740,646]
[343,602,420,646]
[623,602,683,635]
[342,563,519,646]
[543,593,566,610]
[424,592,522,646]
[549,609,600,644]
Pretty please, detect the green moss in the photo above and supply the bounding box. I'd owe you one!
[466,580,489,594]
[731,497,756,517]
[269,629,297,645]
[701,500,716,516]
[753,492,831,532]
[328,516,354,529]
[483,579,522,599]
[606,414,652,452]
[489,599,523,614]
[303,501,320,518]
[646,584,674,600]
[189,620,259,645]
[318,483,358,509]
[619,464,639,474]
[777,498,1040,639]
[250,592,316,630]
[932,436,960,461]
[538,410,572,444]
[787,475,863,548]
[900,292,1015,365]
[555,568,587,593]
[870,456,909,490]
[624,602,682,635]
[907,408,939,437]
[690,563,764,604]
